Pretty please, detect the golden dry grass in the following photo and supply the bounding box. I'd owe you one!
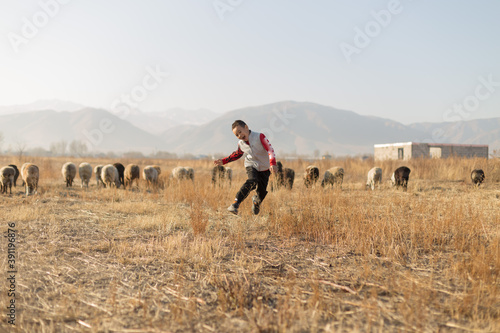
[0,156,499,332]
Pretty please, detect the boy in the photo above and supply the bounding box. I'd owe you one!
[214,120,277,215]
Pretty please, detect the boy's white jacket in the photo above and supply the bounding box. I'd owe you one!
[239,131,275,171]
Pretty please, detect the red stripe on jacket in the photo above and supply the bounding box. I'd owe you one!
[260,133,277,167]
[222,147,243,164]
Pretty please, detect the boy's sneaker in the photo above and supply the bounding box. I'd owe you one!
[252,195,261,215]
[227,203,239,215]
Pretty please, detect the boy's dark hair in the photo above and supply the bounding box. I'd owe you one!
[232,120,247,129]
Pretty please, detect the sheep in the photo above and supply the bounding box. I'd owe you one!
[101,164,121,188]
[471,169,485,187]
[303,165,319,188]
[8,164,19,187]
[0,166,15,194]
[113,163,125,186]
[151,165,161,176]
[171,166,187,180]
[366,167,383,191]
[212,165,232,187]
[321,167,344,188]
[271,161,295,190]
[21,163,39,196]
[143,165,158,188]
[185,167,194,181]
[62,162,77,187]
[94,165,106,188]
[78,163,92,188]
[391,166,411,191]
[124,164,140,189]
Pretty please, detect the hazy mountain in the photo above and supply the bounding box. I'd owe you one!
[160,101,428,156]
[0,99,87,115]
[409,117,500,153]
[0,101,496,156]
[112,108,219,135]
[0,108,165,153]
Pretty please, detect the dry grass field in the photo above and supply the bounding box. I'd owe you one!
[0,156,499,332]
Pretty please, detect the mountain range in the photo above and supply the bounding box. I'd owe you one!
[0,100,497,156]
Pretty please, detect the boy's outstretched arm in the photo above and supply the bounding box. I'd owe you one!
[260,133,278,174]
[213,147,244,166]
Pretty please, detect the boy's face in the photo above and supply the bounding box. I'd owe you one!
[233,125,250,141]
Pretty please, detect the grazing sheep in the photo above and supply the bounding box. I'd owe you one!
[8,164,19,187]
[0,166,15,194]
[113,163,125,186]
[143,165,158,188]
[366,167,383,191]
[62,162,77,187]
[272,161,295,190]
[321,167,344,188]
[471,169,485,187]
[21,163,39,196]
[124,164,140,189]
[78,163,93,188]
[304,165,320,188]
[101,164,121,188]
[151,165,161,176]
[185,167,194,181]
[391,166,411,191]
[94,165,106,188]
[212,165,232,186]
[171,166,188,180]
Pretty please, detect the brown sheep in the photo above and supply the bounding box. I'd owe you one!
[321,167,344,188]
[113,163,125,186]
[212,165,232,187]
[0,166,15,194]
[271,161,295,190]
[124,164,140,189]
[391,166,411,191]
[303,165,319,188]
[471,169,485,187]
[21,163,39,196]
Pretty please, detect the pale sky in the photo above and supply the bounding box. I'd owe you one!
[0,0,499,124]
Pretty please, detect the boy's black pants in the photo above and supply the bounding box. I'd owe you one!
[235,167,270,204]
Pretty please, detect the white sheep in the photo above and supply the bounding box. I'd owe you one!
[101,164,121,188]
[366,167,382,191]
[94,165,105,188]
[0,166,15,194]
[62,162,77,187]
[78,162,93,188]
[143,165,158,188]
[21,163,39,196]
[321,167,344,188]
[171,166,188,180]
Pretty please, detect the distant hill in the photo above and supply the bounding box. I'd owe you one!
[408,118,500,153]
[111,108,219,135]
[160,101,427,156]
[0,99,87,115]
[0,101,497,156]
[0,108,165,153]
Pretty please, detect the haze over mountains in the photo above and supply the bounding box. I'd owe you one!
[0,100,497,157]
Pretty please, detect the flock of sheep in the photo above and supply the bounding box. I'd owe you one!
[0,163,39,195]
[61,162,195,190]
[0,160,487,196]
[275,163,485,192]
